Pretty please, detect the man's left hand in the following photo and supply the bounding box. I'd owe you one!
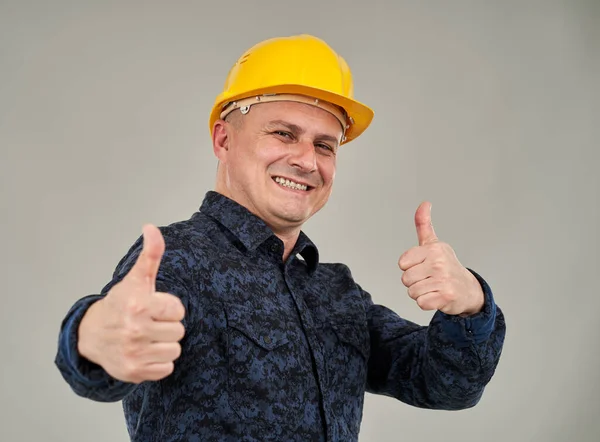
[398,202,484,317]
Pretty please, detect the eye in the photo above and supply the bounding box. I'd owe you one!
[316,143,335,153]
[273,130,292,139]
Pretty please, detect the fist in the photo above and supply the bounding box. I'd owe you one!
[78,224,186,383]
[398,202,484,316]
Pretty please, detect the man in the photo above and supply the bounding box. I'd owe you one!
[55,34,506,442]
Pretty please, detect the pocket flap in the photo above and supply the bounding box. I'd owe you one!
[225,303,291,351]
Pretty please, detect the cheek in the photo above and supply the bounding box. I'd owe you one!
[229,140,272,174]
[264,141,291,162]
[254,139,287,164]
[318,157,337,185]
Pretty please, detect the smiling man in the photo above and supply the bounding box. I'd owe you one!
[214,100,341,260]
[55,34,506,442]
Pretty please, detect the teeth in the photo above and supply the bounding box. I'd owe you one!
[274,176,308,191]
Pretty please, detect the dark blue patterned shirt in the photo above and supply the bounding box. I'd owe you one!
[55,191,506,442]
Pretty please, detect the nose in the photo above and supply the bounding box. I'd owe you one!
[288,140,317,172]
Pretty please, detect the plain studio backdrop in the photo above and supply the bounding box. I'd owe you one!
[1,1,598,441]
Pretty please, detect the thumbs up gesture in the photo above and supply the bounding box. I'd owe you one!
[77,225,186,383]
[398,202,485,316]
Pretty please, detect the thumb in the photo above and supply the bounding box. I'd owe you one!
[129,224,165,291]
[414,201,438,246]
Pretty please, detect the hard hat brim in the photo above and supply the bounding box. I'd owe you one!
[209,84,374,145]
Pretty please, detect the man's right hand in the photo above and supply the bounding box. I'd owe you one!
[77,224,186,384]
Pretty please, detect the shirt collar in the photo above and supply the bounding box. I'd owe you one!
[198,191,319,271]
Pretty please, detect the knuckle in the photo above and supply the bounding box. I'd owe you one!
[125,298,148,316]
[398,250,414,269]
[446,290,458,302]
[162,296,182,317]
[166,362,175,375]
[401,272,409,286]
[155,301,170,319]
[172,343,182,360]
[440,291,455,304]
[173,299,186,320]
[432,242,447,252]
[121,343,138,360]
[176,323,186,340]
[407,287,416,300]
[153,295,174,319]
[431,260,445,272]
[122,338,147,360]
[122,360,141,379]
[160,362,175,377]
[437,274,450,287]
[124,322,145,342]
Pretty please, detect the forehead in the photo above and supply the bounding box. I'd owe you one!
[246,101,343,135]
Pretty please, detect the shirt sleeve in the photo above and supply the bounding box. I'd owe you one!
[54,294,137,402]
[363,268,506,410]
[54,229,194,402]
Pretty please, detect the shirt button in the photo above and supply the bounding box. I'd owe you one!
[263,336,272,344]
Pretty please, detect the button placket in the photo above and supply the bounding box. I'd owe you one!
[284,268,332,438]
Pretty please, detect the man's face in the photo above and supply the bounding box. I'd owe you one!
[213,100,343,232]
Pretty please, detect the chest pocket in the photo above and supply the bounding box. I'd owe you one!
[224,303,312,425]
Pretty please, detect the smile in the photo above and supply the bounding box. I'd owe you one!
[273,176,310,191]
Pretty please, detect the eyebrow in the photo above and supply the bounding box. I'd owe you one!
[266,119,341,145]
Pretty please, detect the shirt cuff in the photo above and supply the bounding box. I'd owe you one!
[431,268,498,346]
[59,295,117,386]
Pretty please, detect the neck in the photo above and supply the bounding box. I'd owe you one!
[270,227,301,262]
[213,182,302,263]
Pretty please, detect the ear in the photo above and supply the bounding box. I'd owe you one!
[212,120,230,162]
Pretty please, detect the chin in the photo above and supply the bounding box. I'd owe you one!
[277,213,310,225]
[270,208,312,226]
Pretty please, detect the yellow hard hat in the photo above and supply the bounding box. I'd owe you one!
[209,34,374,144]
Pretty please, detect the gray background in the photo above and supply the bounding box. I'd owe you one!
[1,1,598,441]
